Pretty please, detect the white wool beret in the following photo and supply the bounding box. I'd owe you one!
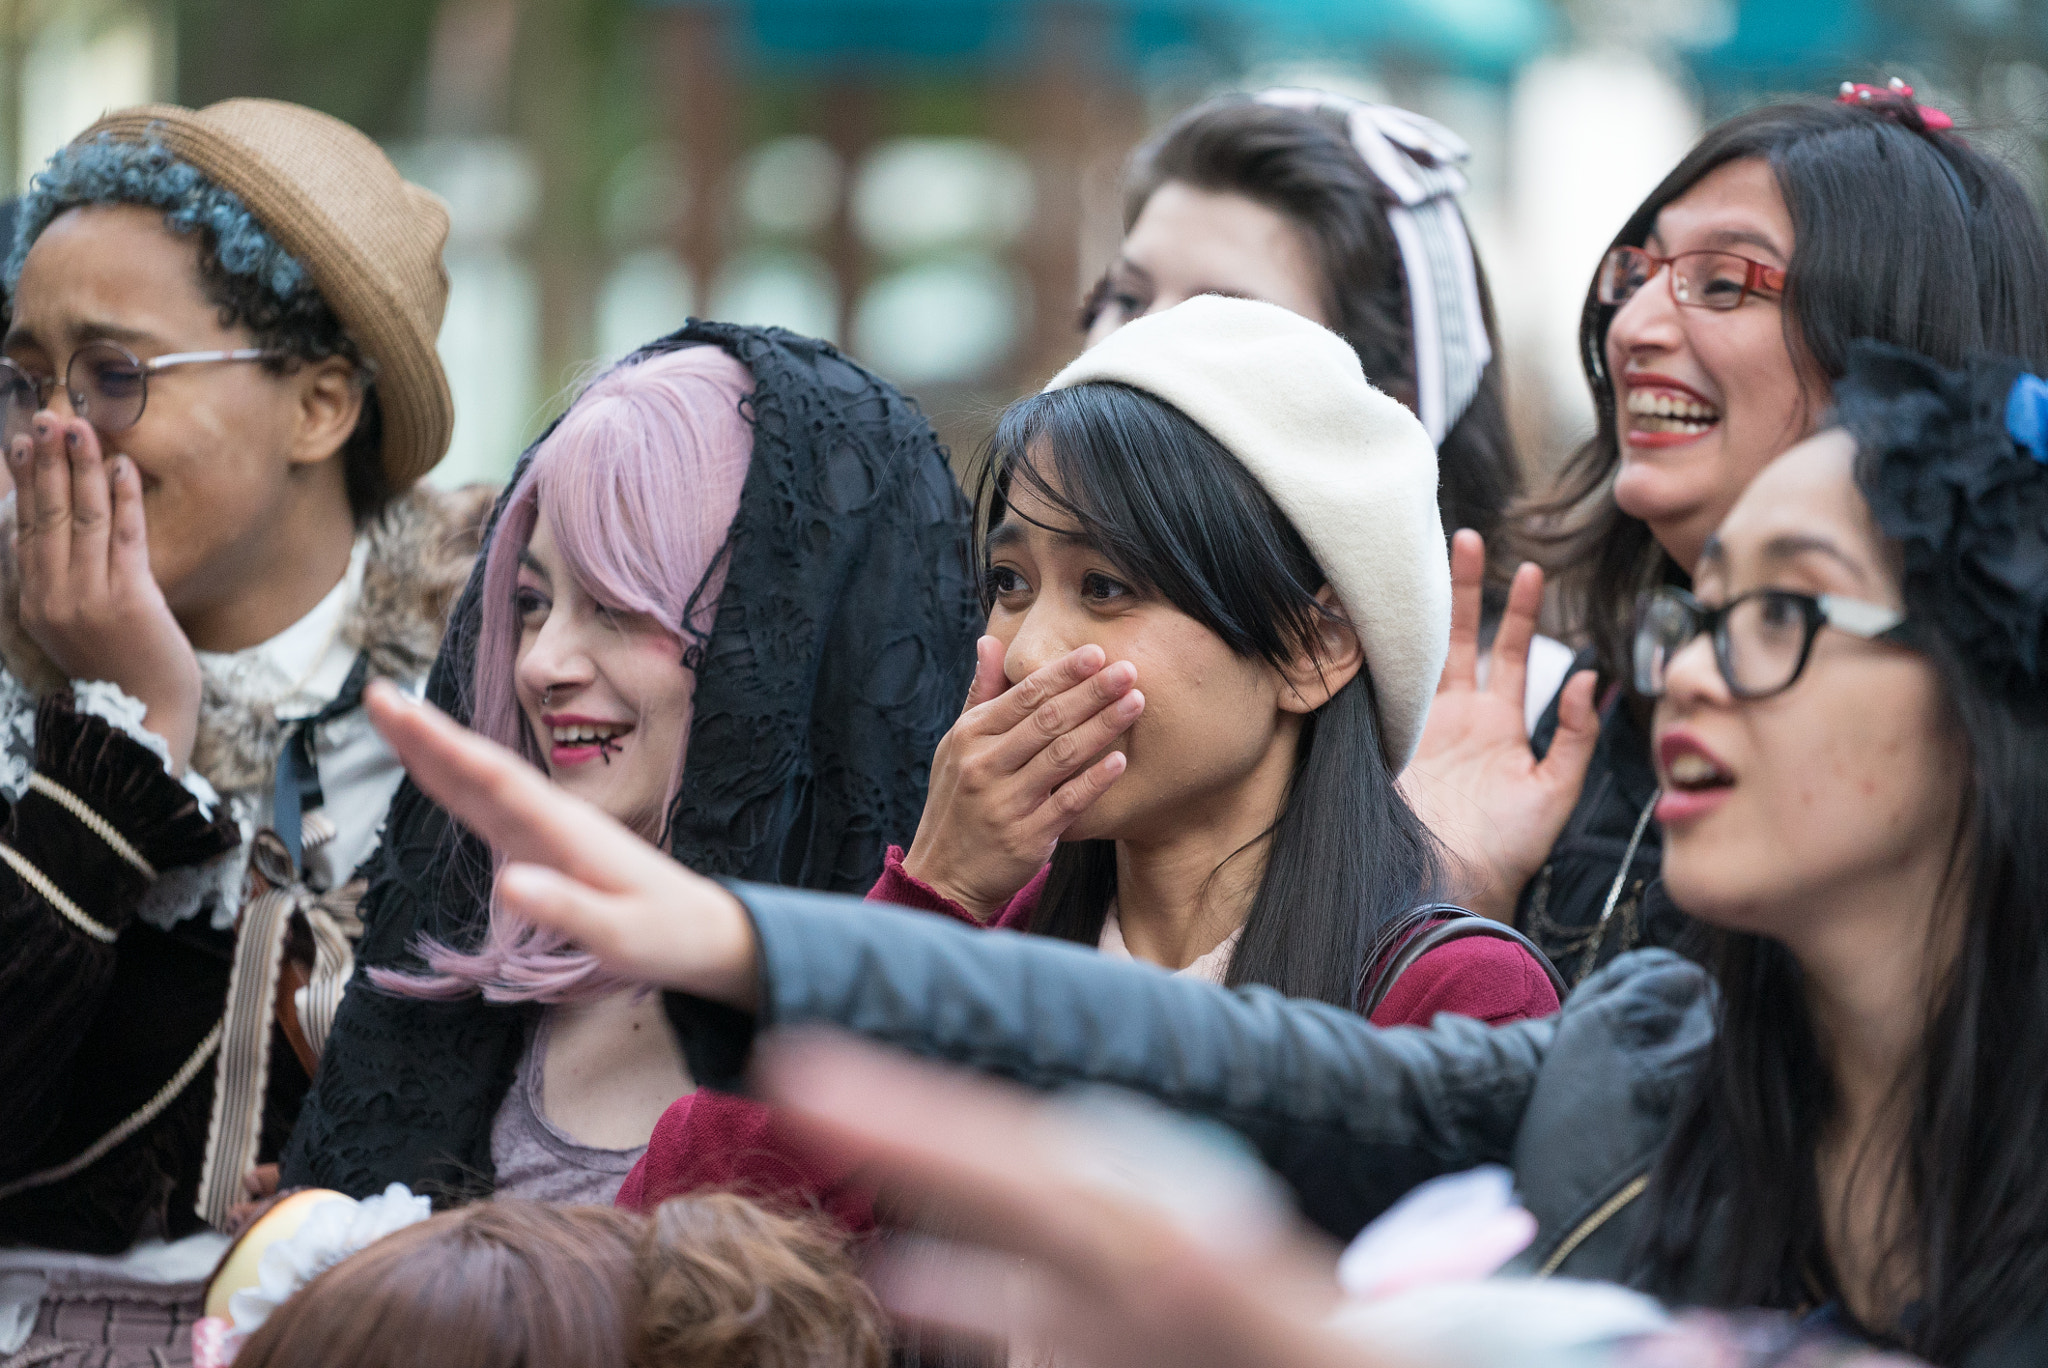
[1044,295,1450,770]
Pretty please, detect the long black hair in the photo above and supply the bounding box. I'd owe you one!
[1637,347,2048,1363]
[977,380,1441,1009]
[1092,97,1522,602]
[1521,97,2048,687]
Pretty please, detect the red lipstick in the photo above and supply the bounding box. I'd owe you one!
[540,713,635,769]
[1621,371,1723,451]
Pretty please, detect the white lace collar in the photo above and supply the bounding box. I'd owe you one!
[195,539,368,726]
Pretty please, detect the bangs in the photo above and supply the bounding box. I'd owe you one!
[977,382,1331,668]
[983,395,1152,591]
[535,405,690,634]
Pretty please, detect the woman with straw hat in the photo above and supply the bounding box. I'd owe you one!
[0,99,480,1365]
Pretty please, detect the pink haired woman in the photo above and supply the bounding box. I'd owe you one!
[282,323,981,1207]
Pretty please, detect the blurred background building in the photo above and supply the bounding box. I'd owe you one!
[6,0,2047,487]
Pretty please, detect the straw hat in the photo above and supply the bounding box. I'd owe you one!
[1046,295,1450,770]
[78,99,454,489]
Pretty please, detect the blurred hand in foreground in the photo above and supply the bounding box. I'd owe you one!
[758,1031,1381,1368]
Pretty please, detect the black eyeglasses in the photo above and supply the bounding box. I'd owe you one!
[1633,586,1912,700]
[0,341,278,446]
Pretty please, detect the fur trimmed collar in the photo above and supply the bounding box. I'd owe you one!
[0,484,493,795]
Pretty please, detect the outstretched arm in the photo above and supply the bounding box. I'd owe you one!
[365,681,761,1005]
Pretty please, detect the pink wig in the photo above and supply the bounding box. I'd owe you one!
[379,344,755,1003]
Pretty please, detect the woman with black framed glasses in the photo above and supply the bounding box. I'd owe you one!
[1631,583,1910,702]
[361,340,2048,1365]
[1403,82,2048,987]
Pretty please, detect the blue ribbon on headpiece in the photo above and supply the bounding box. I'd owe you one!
[2005,372,2048,463]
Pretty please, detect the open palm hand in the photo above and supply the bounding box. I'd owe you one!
[1400,531,1599,923]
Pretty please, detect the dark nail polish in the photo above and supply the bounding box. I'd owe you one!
[64,430,77,450]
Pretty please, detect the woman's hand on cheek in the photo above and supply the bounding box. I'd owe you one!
[1399,530,1599,923]
[11,417,201,770]
[902,636,1143,922]
[364,680,760,1009]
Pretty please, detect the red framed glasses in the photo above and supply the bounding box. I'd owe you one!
[1596,245,1786,312]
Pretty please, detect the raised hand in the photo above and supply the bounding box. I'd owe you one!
[11,414,200,770]
[1399,530,1599,924]
[900,637,1143,921]
[363,681,761,1007]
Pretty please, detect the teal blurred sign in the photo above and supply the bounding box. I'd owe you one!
[640,0,1555,78]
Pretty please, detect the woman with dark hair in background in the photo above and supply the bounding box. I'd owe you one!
[1082,91,1572,720]
[379,338,2048,1366]
[1406,84,2048,985]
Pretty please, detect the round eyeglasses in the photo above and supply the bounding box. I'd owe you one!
[1596,245,1787,312]
[1633,586,1912,701]
[0,341,278,447]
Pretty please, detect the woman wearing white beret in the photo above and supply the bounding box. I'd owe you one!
[863,295,1561,1025]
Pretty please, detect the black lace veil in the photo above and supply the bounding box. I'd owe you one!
[442,320,979,884]
[283,321,980,1196]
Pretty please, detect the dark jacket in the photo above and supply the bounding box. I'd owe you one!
[0,696,241,1252]
[665,883,2048,1368]
[1515,653,1691,988]
[0,488,486,1251]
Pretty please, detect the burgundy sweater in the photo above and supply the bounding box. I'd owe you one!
[618,848,1559,1223]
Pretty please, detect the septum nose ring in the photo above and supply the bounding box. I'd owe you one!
[542,685,556,709]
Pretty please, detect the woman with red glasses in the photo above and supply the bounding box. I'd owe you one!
[1403,85,2048,987]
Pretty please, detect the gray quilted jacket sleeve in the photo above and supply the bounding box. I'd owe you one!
[666,883,1561,1239]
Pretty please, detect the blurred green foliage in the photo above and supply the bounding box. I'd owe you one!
[173,0,440,140]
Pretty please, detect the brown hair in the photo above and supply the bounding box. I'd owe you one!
[1094,95,1522,594]
[232,1195,886,1368]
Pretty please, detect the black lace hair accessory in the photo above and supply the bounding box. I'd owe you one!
[526,320,981,884]
[1834,339,2048,694]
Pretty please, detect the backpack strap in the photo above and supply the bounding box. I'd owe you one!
[1357,903,1568,1019]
